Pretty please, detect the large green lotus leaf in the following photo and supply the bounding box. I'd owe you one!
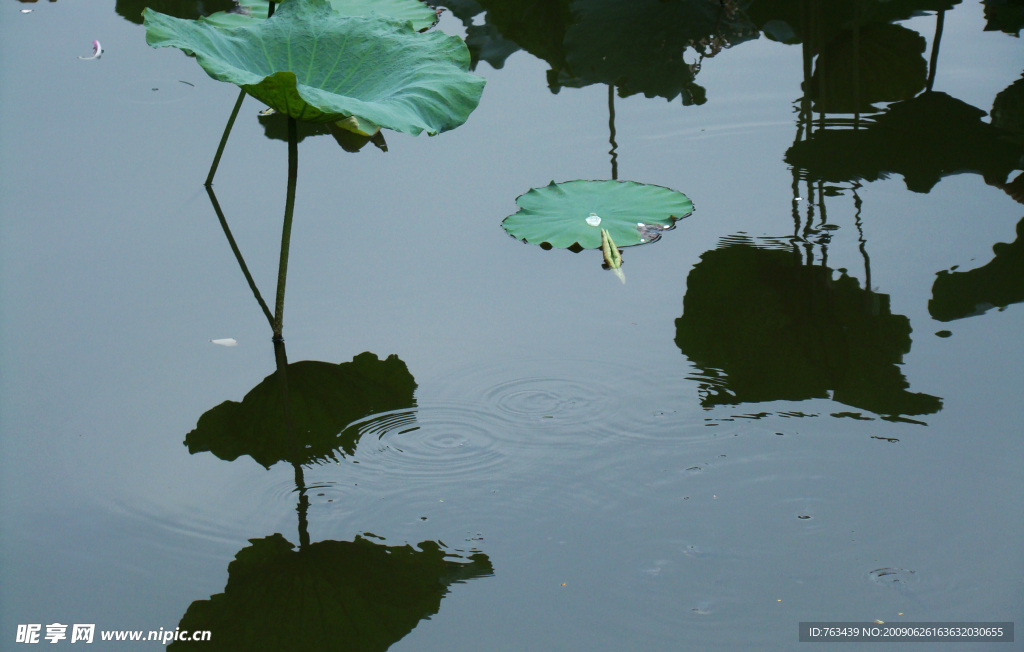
[502,180,693,250]
[201,0,438,31]
[170,534,493,651]
[185,352,417,468]
[144,0,485,133]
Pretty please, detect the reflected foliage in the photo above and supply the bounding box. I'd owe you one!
[786,92,1024,192]
[169,534,492,651]
[930,217,1024,321]
[804,22,926,113]
[675,238,942,420]
[186,352,417,468]
[992,72,1024,140]
[115,0,235,24]
[983,0,1024,36]
[445,0,759,102]
[746,0,961,45]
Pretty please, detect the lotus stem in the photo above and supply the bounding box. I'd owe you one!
[205,89,246,187]
[927,10,945,92]
[267,1,276,17]
[273,117,298,340]
[205,185,275,329]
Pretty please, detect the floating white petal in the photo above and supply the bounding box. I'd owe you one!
[585,213,601,226]
[210,338,238,347]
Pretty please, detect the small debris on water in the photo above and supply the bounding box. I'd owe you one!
[935,330,952,338]
[585,213,602,226]
[210,338,237,346]
[259,107,276,116]
[21,9,32,13]
[178,80,195,87]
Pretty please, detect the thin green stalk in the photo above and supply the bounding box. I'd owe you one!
[273,117,299,339]
[267,1,276,17]
[205,89,247,187]
[206,185,276,329]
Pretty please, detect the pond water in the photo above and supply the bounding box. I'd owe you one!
[1,0,1022,650]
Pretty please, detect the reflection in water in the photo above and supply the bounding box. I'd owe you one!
[185,344,418,468]
[778,4,1023,193]
[675,237,942,422]
[983,0,1024,36]
[786,91,1024,193]
[178,336,490,651]
[184,146,492,650]
[114,0,234,24]
[930,216,1024,321]
[168,532,493,651]
[447,0,758,102]
[608,85,618,180]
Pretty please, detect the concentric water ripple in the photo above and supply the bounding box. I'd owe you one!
[355,405,508,484]
[423,357,707,447]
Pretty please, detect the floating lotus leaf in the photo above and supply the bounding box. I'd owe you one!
[201,0,438,31]
[502,180,693,250]
[170,534,493,651]
[144,0,485,134]
[185,352,417,468]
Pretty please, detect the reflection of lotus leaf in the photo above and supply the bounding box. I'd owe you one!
[785,92,1024,192]
[806,23,926,113]
[929,217,1024,321]
[992,73,1024,141]
[562,0,758,101]
[144,0,485,134]
[115,0,235,24]
[169,534,493,651]
[457,0,755,101]
[185,352,416,468]
[200,0,438,31]
[502,180,692,250]
[747,0,962,46]
[675,239,942,419]
[983,0,1024,36]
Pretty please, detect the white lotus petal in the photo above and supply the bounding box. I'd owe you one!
[210,338,238,347]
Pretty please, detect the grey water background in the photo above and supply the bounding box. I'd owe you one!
[1,0,1022,650]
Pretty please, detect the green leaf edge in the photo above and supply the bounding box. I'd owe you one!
[143,0,485,135]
